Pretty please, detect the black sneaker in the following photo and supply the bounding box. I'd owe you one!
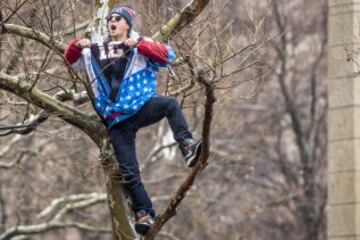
[179,138,202,167]
[134,210,155,235]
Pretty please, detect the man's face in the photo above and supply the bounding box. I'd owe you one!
[107,14,129,40]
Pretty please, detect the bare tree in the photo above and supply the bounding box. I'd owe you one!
[232,0,328,239]
[0,0,265,239]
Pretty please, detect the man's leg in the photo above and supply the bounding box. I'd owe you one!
[136,96,193,143]
[136,96,202,167]
[108,123,155,217]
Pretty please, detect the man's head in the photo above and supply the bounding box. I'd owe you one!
[106,6,135,41]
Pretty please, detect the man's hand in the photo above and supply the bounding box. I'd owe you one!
[124,38,139,48]
[76,38,91,49]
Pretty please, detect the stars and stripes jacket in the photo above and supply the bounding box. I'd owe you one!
[64,37,176,129]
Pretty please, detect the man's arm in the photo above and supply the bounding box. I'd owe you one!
[64,38,91,69]
[137,38,170,65]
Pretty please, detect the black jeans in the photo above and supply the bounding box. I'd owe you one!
[108,96,193,217]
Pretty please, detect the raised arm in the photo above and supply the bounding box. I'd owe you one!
[137,38,176,66]
[64,38,91,70]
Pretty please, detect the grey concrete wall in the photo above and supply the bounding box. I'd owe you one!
[328,0,360,239]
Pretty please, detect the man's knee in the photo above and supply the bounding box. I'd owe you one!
[165,97,179,113]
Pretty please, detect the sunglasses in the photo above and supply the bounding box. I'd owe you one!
[108,15,122,22]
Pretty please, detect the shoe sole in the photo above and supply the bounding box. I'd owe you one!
[186,140,202,168]
[134,222,150,235]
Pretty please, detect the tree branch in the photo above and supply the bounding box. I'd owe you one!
[0,89,90,136]
[152,0,210,42]
[145,69,216,239]
[0,221,110,240]
[36,192,106,220]
[0,193,109,240]
[0,71,103,143]
[2,24,66,53]
[272,0,310,172]
[0,149,35,169]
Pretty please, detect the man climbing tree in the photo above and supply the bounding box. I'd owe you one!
[1,0,267,239]
[63,5,202,235]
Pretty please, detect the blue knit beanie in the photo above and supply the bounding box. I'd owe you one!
[106,6,136,29]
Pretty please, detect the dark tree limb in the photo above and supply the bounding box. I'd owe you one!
[0,89,90,136]
[145,70,216,239]
[152,0,210,42]
[0,71,103,144]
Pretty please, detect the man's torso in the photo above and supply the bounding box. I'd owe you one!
[91,42,132,101]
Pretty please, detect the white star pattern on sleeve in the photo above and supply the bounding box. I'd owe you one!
[129,85,134,91]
